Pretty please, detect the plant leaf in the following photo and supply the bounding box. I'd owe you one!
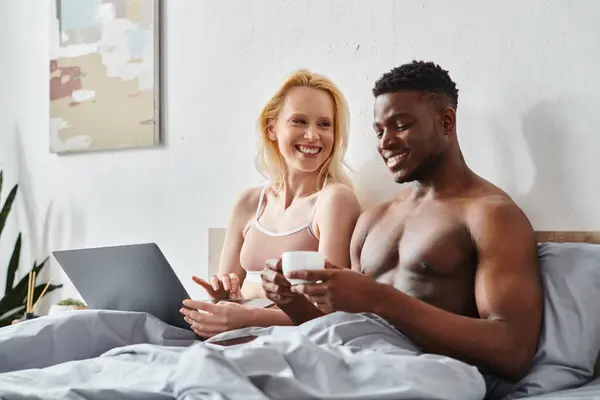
[4,233,22,295]
[30,282,63,310]
[0,304,26,328]
[0,183,18,239]
[0,282,62,322]
[0,258,50,312]
[0,304,24,321]
[35,256,50,270]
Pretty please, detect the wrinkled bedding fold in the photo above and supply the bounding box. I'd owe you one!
[0,310,486,400]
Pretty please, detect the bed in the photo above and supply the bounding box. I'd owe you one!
[482,231,600,400]
[0,231,598,400]
[535,231,600,378]
[512,231,600,400]
[524,379,600,399]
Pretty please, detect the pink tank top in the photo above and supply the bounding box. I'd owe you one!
[239,186,320,283]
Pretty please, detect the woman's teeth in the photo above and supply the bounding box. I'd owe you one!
[297,145,321,155]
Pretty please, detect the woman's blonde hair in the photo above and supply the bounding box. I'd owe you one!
[255,69,353,192]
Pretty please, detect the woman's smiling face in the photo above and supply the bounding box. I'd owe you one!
[269,86,335,174]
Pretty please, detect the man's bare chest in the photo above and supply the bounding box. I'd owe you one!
[359,203,475,285]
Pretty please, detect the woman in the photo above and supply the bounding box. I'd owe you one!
[180,69,361,338]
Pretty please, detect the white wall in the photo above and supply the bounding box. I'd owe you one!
[1,0,599,312]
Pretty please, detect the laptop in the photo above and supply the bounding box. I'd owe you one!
[52,243,273,332]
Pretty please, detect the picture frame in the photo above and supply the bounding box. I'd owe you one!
[49,0,163,154]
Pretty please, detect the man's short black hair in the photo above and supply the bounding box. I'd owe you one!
[373,61,459,109]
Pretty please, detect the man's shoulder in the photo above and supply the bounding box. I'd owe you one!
[465,182,528,223]
[358,186,412,223]
[464,183,535,246]
[354,200,395,232]
[363,199,396,217]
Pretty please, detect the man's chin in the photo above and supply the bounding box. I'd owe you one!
[391,170,411,184]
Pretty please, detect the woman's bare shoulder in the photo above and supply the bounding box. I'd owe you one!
[317,183,361,214]
[229,185,265,222]
[236,185,264,205]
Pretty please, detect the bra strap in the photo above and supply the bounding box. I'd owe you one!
[307,176,328,234]
[255,185,268,221]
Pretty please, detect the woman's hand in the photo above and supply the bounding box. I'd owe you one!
[180,299,253,338]
[192,273,243,300]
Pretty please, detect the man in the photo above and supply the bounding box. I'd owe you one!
[260,60,543,382]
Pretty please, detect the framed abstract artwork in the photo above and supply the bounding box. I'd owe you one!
[49,0,162,154]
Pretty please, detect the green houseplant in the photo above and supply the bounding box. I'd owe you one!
[47,298,87,317]
[58,298,86,307]
[0,170,62,327]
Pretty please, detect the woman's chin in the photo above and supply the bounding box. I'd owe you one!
[288,162,323,174]
[284,154,326,171]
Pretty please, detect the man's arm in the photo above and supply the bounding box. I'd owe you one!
[371,200,543,381]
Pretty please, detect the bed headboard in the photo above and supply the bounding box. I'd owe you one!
[536,231,600,244]
[537,231,600,377]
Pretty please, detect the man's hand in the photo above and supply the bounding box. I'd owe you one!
[180,299,252,338]
[192,273,243,300]
[260,258,329,325]
[260,258,299,305]
[288,263,382,314]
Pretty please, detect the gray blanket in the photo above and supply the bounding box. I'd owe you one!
[0,310,486,399]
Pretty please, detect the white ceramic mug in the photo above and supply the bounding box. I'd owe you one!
[282,251,325,285]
